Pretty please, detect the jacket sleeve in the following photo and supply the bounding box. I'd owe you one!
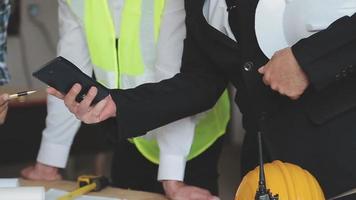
[292,13,356,90]
[110,28,228,139]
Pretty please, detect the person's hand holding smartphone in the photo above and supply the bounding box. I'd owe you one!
[33,56,110,104]
[47,83,117,124]
[33,56,116,123]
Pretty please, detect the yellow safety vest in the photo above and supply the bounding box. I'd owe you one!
[67,0,230,164]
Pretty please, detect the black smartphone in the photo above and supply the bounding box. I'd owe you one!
[32,56,110,104]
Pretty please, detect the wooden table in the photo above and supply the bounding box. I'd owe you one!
[21,179,168,200]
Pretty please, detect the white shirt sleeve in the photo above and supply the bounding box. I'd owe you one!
[151,0,195,181]
[37,0,93,168]
[156,0,235,181]
[156,119,195,181]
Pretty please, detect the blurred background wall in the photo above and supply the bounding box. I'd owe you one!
[7,0,58,90]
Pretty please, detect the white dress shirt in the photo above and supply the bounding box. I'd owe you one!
[203,0,236,41]
[38,0,193,181]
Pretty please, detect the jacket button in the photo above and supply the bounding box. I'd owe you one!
[243,61,254,71]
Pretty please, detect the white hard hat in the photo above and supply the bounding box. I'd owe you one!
[255,0,356,58]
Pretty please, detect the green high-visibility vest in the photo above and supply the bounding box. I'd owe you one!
[67,0,230,164]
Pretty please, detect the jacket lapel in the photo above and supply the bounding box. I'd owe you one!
[186,0,239,50]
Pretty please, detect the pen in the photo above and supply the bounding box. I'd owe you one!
[8,90,37,100]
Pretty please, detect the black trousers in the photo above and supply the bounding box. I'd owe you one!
[111,135,225,195]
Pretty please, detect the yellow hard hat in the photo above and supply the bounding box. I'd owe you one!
[235,160,325,200]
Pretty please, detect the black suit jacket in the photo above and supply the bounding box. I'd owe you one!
[111,0,356,197]
[112,0,356,137]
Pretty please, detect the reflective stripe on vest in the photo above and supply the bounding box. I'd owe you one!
[67,0,230,164]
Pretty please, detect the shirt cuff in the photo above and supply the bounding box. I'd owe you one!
[157,154,186,181]
[37,140,71,168]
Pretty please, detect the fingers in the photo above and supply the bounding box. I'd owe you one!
[93,97,108,121]
[189,191,212,200]
[0,94,9,124]
[258,66,265,74]
[0,94,9,105]
[0,100,8,113]
[259,65,273,87]
[64,83,81,107]
[261,66,271,86]
[47,84,113,124]
[62,84,83,114]
[20,165,35,179]
[190,187,211,196]
[82,97,108,124]
[47,87,65,99]
[0,108,7,124]
[77,96,109,124]
[290,96,300,100]
[80,87,97,108]
[262,72,270,86]
[100,95,117,119]
[259,58,299,99]
[288,93,301,100]
[188,187,216,200]
[21,163,62,181]
[77,87,97,117]
[170,185,218,200]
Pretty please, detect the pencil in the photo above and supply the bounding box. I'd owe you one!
[8,90,37,100]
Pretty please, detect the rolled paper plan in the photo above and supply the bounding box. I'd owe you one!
[0,178,19,187]
[0,187,45,200]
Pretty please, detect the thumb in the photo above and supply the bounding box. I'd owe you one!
[209,197,220,200]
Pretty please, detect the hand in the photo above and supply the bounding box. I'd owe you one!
[47,83,117,124]
[162,180,220,200]
[258,47,309,100]
[0,93,9,125]
[21,162,62,181]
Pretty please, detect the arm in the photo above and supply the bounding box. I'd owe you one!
[156,119,218,200]
[292,13,356,90]
[112,31,228,139]
[47,0,228,139]
[155,1,228,199]
[152,0,194,185]
[259,13,356,99]
[38,0,94,168]
[22,0,93,180]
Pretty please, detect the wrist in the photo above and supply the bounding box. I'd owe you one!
[162,180,184,197]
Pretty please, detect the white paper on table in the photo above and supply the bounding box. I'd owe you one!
[0,178,19,187]
[0,187,45,200]
[46,188,124,200]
